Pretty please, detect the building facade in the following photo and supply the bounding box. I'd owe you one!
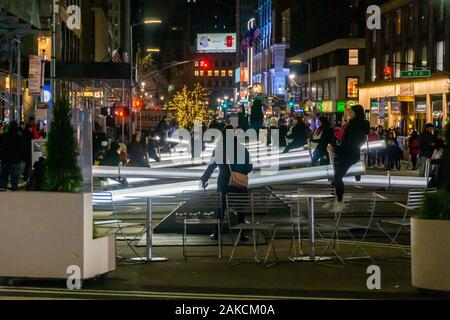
[359,0,450,132]
[286,0,367,124]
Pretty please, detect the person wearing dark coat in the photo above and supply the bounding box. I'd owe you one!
[101,142,122,167]
[127,133,148,167]
[418,123,435,177]
[328,105,370,211]
[284,115,311,153]
[201,125,253,240]
[276,119,288,148]
[310,116,334,166]
[0,122,26,191]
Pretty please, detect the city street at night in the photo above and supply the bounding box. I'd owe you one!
[0,0,449,313]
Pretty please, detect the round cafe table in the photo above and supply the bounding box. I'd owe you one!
[291,194,335,261]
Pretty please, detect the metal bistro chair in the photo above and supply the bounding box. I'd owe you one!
[315,193,379,266]
[180,191,228,260]
[227,191,279,267]
[376,188,437,259]
[264,188,308,259]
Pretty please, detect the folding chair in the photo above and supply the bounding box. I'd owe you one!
[376,188,437,259]
[227,192,278,267]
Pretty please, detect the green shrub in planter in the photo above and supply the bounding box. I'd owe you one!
[418,191,450,221]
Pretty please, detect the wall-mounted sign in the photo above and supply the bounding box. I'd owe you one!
[416,102,427,113]
[391,101,401,114]
[28,55,42,96]
[398,96,415,102]
[197,33,236,53]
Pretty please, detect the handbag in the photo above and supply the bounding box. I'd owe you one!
[228,163,249,189]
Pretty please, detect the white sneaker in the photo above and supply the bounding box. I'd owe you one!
[322,201,335,210]
[333,201,346,213]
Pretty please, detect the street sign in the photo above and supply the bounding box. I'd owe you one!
[107,97,122,103]
[400,70,431,78]
[37,102,48,109]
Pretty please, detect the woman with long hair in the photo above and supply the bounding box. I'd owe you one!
[310,116,334,166]
[327,105,370,212]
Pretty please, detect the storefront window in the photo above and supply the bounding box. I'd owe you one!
[346,77,359,99]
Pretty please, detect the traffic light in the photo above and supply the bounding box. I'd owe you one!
[114,107,130,118]
[132,98,144,111]
[288,99,295,108]
[199,59,212,71]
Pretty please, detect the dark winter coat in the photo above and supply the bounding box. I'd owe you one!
[0,129,26,164]
[201,138,253,192]
[287,123,311,148]
[334,118,370,163]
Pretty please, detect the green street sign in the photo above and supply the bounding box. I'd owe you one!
[400,70,431,78]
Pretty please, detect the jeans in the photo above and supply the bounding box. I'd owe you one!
[311,149,329,167]
[0,163,22,191]
[418,156,428,177]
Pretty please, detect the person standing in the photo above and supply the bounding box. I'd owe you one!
[23,117,39,180]
[277,118,288,148]
[408,130,420,170]
[201,125,253,241]
[127,133,148,167]
[327,105,370,212]
[0,122,26,191]
[310,116,334,166]
[250,99,264,137]
[418,123,435,177]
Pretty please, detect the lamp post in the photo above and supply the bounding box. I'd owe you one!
[129,18,162,140]
[130,18,162,87]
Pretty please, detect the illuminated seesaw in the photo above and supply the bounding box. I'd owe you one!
[107,162,367,202]
[145,140,386,169]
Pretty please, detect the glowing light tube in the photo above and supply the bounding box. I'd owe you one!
[108,162,366,202]
[149,140,386,169]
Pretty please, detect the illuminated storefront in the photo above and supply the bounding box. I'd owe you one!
[359,75,450,133]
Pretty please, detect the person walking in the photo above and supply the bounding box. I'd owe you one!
[327,105,370,212]
[310,116,334,166]
[408,130,420,170]
[284,115,311,153]
[0,122,27,191]
[201,125,253,241]
[418,123,435,177]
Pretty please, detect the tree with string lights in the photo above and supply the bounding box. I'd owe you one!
[168,84,210,129]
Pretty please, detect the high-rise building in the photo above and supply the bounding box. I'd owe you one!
[359,0,450,132]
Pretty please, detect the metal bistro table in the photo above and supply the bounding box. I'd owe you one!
[292,194,335,262]
[123,196,170,263]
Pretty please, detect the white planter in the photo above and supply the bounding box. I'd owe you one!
[0,192,115,280]
[411,217,450,291]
